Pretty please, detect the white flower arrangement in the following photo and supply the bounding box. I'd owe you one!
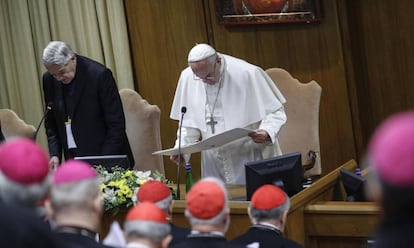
[95,165,173,214]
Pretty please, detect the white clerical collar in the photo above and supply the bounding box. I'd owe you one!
[190,230,225,237]
[126,243,151,248]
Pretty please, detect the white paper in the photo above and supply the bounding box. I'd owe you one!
[153,128,253,156]
[65,122,77,149]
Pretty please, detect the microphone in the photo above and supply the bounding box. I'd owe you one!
[33,102,53,141]
[176,106,187,200]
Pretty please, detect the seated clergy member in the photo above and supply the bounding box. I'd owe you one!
[366,111,414,248]
[0,138,50,218]
[137,180,191,246]
[124,201,172,248]
[0,201,59,247]
[47,160,114,248]
[231,184,303,248]
[170,177,244,248]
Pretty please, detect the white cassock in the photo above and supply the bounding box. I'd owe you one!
[170,53,287,185]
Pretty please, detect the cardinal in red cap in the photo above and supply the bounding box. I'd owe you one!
[0,138,50,217]
[46,160,108,247]
[124,202,172,248]
[137,180,190,246]
[137,180,191,246]
[366,111,414,248]
[230,184,303,248]
[169,177,245,248]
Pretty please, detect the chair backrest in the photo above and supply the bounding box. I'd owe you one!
[266,68,322,177]
[0,109,36,140]
[119,89,165,173]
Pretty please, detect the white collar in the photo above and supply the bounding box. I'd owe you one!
[126,243,151,248]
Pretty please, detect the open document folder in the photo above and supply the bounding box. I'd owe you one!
[153,128,253,156]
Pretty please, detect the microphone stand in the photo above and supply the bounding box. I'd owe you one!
[33,103,52,141]
[176,106,187,200]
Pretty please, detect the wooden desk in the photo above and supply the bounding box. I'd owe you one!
[102,159,382,248]
[304,201,381,248]
[101,184,251,240]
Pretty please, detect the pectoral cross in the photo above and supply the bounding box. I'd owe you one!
[207,116,218,134]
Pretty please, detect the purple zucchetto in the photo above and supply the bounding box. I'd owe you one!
[0,138,49,185]
[368,111,414,187]
[53,160,97,185]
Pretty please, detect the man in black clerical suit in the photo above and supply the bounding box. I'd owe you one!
[124,202,172,248]
[169,177,244,248]
[42,41,134,170]
[0,138,50,219]
[230,184,303,248]
[46,160,114,248]
[136,180,190,246]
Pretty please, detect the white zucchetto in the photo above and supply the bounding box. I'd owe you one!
[188,44,216,62]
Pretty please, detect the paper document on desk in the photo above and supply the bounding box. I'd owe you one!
[153,128,253,156]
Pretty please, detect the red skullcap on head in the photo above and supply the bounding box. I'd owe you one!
[368,111,414,187]
[126,202,168,224]
[186,180,225,219]
[0,138,49,184]
[53,160,97,185]
[137,180,171,203]
[251,184,286,210]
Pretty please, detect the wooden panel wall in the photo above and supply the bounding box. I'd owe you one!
[341,0,414,154]
[124,0,358,182]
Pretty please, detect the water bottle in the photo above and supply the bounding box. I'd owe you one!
[185,163,195,193]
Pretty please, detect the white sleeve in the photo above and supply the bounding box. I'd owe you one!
[173,126,201,162]
[174,126,201,147]
[259,106,287,144]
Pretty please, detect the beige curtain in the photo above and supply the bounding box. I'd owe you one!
[0,0,134,149]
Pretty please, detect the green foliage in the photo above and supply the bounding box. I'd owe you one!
[95,165,174,214]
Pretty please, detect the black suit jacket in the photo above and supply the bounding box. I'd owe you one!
[170,235,245,248]
[0,202,58,247]
[169,223,191,247]
[55,232,114,248]
[230,226,303,248]
[42,55,134,168]
[0,127,4,142]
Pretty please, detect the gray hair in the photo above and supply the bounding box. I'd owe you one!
[185,177,229,226]
[138,194,172,213]
[249,192,291,223]
[42,41,74,65]
[124,220,170,243]
[50,177,100,212]
[206,53,218,64]
[0,172,50,209]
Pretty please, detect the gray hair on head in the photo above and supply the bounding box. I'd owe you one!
[249,193,291,223]
[42,41,74,65]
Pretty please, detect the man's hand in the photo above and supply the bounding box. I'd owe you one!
[49,156,59,171]
[248,129,272,144]
[170,154,186,166]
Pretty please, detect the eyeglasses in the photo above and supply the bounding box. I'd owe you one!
[193,62,217,81]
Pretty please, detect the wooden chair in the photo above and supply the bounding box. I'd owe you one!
[266,68,322,178]
[0,109,36,140]
[119,89,165,173]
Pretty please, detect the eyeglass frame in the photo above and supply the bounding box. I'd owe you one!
[192,60,218,81]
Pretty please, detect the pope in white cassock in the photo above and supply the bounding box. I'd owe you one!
[170,44,287,185]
